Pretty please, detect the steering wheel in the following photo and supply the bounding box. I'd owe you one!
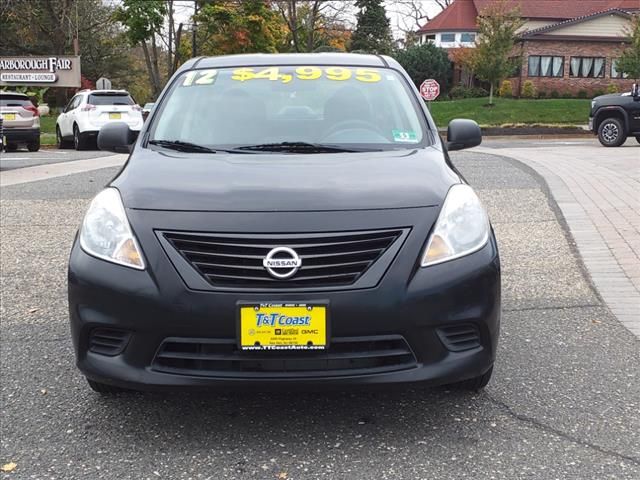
[322,119,385,140]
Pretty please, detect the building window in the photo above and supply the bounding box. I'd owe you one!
[570,57,605,78]
[423,34,435,44]
[528,56,564,77]
[440,33,456,43]
[611,59,628,79]
[460,33,476,43]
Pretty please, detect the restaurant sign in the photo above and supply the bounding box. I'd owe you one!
[0,56,81,87]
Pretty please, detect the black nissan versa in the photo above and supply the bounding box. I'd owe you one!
[68,53,500,393]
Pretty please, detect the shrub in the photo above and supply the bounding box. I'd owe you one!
[577,89,588,99]
[607,83,620,94]
[537,91,547,99]
[449,85,489,99]
[561,91,572,99]
[593,89,605,97]
[550,90,560,98]
[522,80,536,98]
[498,80,513,98]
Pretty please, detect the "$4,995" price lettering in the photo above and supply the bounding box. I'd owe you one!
[231,66,381,84]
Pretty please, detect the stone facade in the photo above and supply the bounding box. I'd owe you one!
[508,39,635,97]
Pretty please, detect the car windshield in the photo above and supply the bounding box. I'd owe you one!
[88,93,134,106]
[150,65,428,151]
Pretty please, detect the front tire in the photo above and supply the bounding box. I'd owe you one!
[87,379,127,394]
[56,126,71,149]
[73,124,89,150]
[597,118,626,147]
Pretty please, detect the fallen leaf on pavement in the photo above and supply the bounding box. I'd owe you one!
[1,462,17,472]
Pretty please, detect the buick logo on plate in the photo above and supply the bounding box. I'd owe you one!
[263,247,302,279]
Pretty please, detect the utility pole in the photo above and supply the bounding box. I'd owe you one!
[192,0,198,57]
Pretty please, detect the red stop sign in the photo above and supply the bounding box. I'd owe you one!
[420,79,440,101]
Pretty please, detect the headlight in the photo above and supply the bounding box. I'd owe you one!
[591,100,596,110]
[79,188,145,269]
[421,184,490,267]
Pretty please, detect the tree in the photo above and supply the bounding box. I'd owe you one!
[349,0,394,55]
[196,0,287,55]
[394,43,451,90]
[115,0,167,98]
[616,14,640,80]
[0,0,136,106]
[274,1,353,53]
[462,0,524,105]
[389,0,453,45]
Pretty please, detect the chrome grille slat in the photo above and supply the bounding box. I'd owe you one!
[163,229,403,289]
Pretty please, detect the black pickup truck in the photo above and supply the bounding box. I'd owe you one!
[589,84,640,147]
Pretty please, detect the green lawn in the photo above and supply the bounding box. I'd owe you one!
[40,115,56,134]
[429,97,592,127]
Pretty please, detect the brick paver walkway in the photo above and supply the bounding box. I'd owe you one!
[478,139,640,338]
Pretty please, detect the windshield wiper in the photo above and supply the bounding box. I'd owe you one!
[236,142,378,153]
[148,139,218,153]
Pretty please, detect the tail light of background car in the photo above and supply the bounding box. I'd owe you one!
[24,104,39,117]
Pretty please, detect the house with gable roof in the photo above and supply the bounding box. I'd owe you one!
[417,0,639,96]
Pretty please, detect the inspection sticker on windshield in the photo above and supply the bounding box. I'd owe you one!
[392,130,418,143]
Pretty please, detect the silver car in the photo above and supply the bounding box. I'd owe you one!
[0,91,40,152]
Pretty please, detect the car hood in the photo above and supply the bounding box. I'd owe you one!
[112,146,459,212]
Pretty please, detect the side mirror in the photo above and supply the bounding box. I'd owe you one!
[446,119,482,151]
[97,122,136,153]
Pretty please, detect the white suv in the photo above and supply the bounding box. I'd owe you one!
[56,89,143,150]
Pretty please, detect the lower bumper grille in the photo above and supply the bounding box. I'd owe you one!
[89,328,131,356]
[152,336,417,378]
[437,324,481,352]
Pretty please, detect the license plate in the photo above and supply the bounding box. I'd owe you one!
[109,113,121,120]
[239,303,327,351]
[1,113,16,121]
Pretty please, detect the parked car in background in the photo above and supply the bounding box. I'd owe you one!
[142,102,154,121]
[56,89,143,150]
[589,84,640,147]
[0,91,41,152]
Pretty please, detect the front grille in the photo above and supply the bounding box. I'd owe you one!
[437,324,481,352]
[88,328,131,356]
[152,336,417,378]
[162,229,403,289]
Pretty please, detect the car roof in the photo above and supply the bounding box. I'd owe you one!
[0,91,28,97]
[182,53,400,71]
[78,89,130,95]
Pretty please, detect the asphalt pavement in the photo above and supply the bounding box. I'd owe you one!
[1,148,639,479]
[0,148,113,171]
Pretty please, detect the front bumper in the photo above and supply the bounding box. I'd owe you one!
[68,224,500,391]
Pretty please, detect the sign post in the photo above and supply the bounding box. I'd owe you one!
[420,79,441,110]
